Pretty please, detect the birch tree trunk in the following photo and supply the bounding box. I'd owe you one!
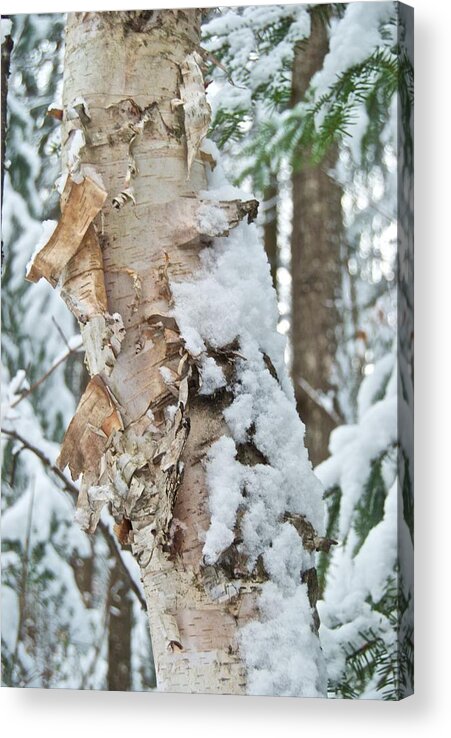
[291,7,343,467]
[26,9,328,696]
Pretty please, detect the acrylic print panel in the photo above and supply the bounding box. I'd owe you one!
[1,2,413,699]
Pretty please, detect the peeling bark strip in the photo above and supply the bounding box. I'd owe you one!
[25,176,107,286]
[56,375,122,481]
[172,50,211,176]
[31,9,324,696]
[60,225,108,319]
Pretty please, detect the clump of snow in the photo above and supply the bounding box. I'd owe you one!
[196,202,230,236]
[171,140,326,696]
[312,2,395,101]
[199,137,218,160]
[316,362,397,539]
[223,393,253,443]
[239,581,325,697]
[203,437,245,564]
[200,139,257,203]
[352,479,397,602]
[198,355,226,395]
[315,350,409,696]
[203,4,311,115]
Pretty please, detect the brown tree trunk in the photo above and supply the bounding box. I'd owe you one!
[291,8,343,467]
[107,561,132,691]
[263,179,278,291]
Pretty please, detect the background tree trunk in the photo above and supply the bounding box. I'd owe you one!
[263,179,278,292]
[107,561,132,691]
[290,7,343,467]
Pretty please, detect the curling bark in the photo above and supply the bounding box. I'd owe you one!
[26,10,326,695]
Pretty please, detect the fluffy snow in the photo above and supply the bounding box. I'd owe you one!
[171,140,326,696]
[203,4,311,114]
[316,362,397,540]
[352,479,397,603]
[223,392,253,444]
[203,437,245,564]
[196,201,230,236]
[311,2,395,101]
[199,140,254,203]
[335,397,395,531]
[240,581,325,697]
[198,355,226,396]
[315,351,406,696]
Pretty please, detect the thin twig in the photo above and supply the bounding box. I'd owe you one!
[51,315,71,351]
[1,427,147,611]
[296,377,342,426]
[10,343,81,408]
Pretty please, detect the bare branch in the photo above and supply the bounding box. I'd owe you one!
[51,316,72,351]
[1,427,147,611]
[10,341,82,408]
[296,377,341,426]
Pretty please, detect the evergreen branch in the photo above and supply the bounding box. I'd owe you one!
[211,44,413,189]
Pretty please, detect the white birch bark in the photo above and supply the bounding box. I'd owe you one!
[27,9,328,695]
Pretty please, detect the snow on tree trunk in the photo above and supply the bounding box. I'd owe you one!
[26,9,328,696]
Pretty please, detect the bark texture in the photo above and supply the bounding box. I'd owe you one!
[26,9,325,695]
[25,9,258,694]
[291,8,343,467]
